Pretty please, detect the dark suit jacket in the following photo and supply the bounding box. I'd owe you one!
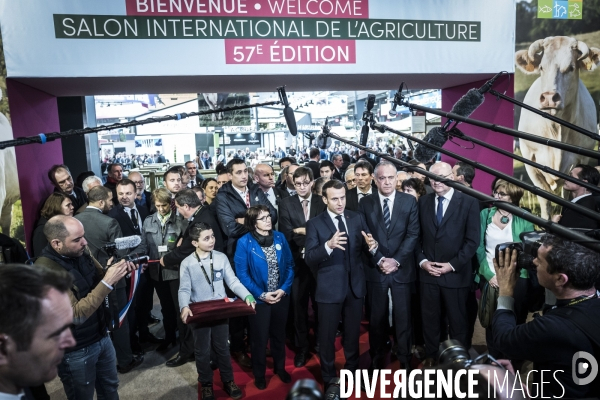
[108,204,149,237]
[306,160,321,180]
[215,181,278,243]
[274,186,290,205]
[305,210,370,303]
[279,193,327,268]
[75,207,123,267]
[559,195,600,230]
[414,190,480,288]
[359,192,420,283]
[333,168,343,182]
[345,185,376,212]
[162,206,224,268]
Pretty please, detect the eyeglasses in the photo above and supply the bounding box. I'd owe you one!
[257,215,272,222]
[294,181,311,188]
[494,191,509,198]
[431,173,453,182]
[131,180,145,185]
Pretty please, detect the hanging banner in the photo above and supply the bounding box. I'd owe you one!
[0,0,515,78]
[514,0,600,219]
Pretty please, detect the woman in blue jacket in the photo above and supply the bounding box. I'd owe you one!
[234,205,294,390]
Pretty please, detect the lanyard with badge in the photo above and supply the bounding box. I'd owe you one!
[194,251,215,294]
[157,214,171,253]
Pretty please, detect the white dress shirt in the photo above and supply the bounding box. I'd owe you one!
[233,186,249,204]
[298,194,312,218]
[572,193,592,203]
[123,205,143,229]
[324,209,346,255]
[434,187,454,217]
[263,187,277,208]
[379,190,396,217]
[0,391,25,400]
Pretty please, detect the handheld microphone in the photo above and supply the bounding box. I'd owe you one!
[360,94,376,147]
[388,82,405,117]
[277,86,297,137]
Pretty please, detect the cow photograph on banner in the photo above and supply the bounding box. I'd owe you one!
[0,31,23,243]
[514,0,600,219]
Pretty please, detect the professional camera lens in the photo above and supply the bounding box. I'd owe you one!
[438,339,470,367]
[286,379,324,400]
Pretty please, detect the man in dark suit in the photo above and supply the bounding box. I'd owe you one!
[359,161,420,371]
[107,179,158,354]
[104,163,124,205]
[305,180,377,389]
[345,160,375,212]
[75,186,144,374]
[128,171,154,212]
[215,158,277,367]
[553,164,600,229]
[306,147,321,180]
[48,164,88,211]
[319,160,336,180]
[332,153,345,181]
[414,162,480,367]
[279,167,326,367]
[185,161,205,188]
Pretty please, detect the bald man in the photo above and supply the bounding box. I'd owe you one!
[414,162,480,367]
[254,163,290,207]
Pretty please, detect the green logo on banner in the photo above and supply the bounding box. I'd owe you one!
[538,0,582,19]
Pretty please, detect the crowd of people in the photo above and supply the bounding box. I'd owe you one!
[1,143,600,400]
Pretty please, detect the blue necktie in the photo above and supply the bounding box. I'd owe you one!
[383,198,391,231]
[436,196,444,226]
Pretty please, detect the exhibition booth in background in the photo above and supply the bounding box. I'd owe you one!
[0,0,522,252]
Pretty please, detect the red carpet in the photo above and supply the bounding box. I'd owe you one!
[199,320,416,399]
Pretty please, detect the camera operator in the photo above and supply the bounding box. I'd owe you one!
[35,215,137,400]
[493,234,600,399]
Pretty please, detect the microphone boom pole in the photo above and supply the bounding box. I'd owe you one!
[448,128,600,195]
[319,129,600,253]
[370,121,600,224]
[400,100,600,160]
[0,100,283,150]
[488,88,600,142]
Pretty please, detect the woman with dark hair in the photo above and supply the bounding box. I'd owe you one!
[234,205,294,390]
[32,193,74,256]
[202,178,219,205]
[401,177,427,200]
[476,179,535,359]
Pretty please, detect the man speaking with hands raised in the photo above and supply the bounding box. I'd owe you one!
[305,179,378,391]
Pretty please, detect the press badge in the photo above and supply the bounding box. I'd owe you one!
[213,269,224,282]
[158,245,168,252]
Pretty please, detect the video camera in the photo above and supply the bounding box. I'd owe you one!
[101,236,148,267]
[495,231,544,273]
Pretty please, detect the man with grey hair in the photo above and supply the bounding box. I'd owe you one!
[127,171,153,211]
[331,154,344,181]
[414,161,480,367]
[75,175,103,214]
[359,161,420,371]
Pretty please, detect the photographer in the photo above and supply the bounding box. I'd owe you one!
[35,215,137,400]
[493,234,600,399]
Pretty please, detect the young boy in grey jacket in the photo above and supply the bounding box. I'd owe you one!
[179,222,256,400]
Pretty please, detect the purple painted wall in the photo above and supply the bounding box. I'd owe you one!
[441,75,514,195]
[6,79,63,250]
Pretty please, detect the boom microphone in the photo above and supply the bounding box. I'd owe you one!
[442,89,485,130]
[414,127,448,163]
[360,94,376,147]
[388,82,405,117]
[278,86,297,137]
[316,117,332,149]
